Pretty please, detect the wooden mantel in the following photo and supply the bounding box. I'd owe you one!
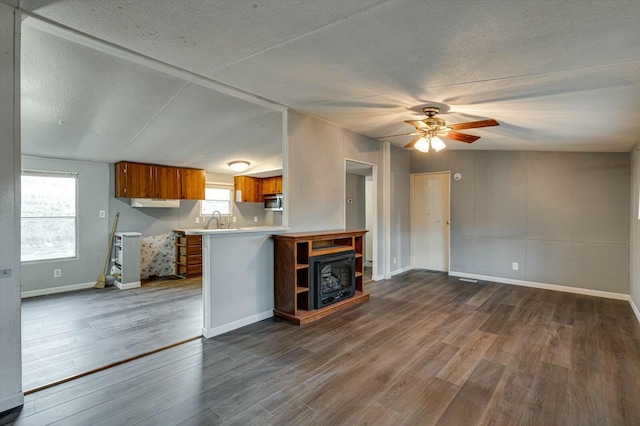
[272,230,369,325]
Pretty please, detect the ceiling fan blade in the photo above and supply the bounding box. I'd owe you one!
[445,131,480,143]
[368,131,422,140]
[449,119,499,131]
[404,120,428,129]
[404,135,423,149]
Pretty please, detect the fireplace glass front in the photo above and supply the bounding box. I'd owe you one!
[310,250,356,309]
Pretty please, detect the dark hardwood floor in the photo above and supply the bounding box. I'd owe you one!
[4,270,640,425]
[20,277,202,391]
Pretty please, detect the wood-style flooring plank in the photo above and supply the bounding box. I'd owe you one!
[20,277,202,391]
[3,271,640,426]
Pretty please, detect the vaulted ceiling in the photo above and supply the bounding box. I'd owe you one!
[17,0,640,170]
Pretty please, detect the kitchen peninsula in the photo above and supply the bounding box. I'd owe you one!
[178,226,287,337]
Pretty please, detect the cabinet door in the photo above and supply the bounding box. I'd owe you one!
[274,176,283,194]
[115,162,127,197]
[181,168,205,200]
[121,162,154,198]
[154,166,181,199]
[234,176,260,202]
[262,177,275,195]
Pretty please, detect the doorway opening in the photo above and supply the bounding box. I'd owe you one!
[345,159,377,283]
[411,172,451,272]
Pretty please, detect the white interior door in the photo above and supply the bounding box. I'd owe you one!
[411,172,450,271]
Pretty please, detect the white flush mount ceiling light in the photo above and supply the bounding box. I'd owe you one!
[228,161,250,172]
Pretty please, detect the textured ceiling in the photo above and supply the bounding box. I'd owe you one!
[21,23,283,174]
[18,0,640,156]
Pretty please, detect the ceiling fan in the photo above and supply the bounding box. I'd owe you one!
[371,107,499,152]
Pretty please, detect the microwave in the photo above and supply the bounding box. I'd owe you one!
[264,194,282,212]
[264,194,283,211]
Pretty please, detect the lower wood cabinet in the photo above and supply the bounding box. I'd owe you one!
[174,231,202,278]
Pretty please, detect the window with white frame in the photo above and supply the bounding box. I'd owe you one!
[21,171,78,262]
[201,183,232,216]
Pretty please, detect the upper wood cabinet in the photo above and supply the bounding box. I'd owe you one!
[234,176,262,202]
[234,174,283,202]
[262,176,283,196]
[115,161,205,199]
[116,161,154,198]
[154,165,181,199]
[180,168,205,200]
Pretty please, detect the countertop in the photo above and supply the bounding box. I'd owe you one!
[173,226,288,236]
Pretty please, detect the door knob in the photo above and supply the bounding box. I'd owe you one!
[446,221,450,225]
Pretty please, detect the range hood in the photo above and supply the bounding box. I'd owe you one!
[130,198,180,208]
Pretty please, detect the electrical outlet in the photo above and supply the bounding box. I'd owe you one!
[99,210,106,218]
[393,257,397,265]
[254,216,258,222]
[512,262,519,271]
[232,216,237,223]
[54,269,62,278]
[195,217,200,224]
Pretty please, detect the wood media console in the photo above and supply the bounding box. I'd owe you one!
[272,230,369,325]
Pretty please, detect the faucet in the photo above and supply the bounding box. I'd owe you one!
[205,210,222,229]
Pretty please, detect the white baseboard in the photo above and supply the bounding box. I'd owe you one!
[202,310,273,338]
[0,391,24,413]
[114,280,141,290]
[390,266,413,277]
[449,271,630,301]
[630,297,640,325]
[21,282,95,298]
[372,274,385,281]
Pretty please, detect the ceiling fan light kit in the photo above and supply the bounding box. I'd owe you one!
[371,106,499,153]
[414,137,430,152]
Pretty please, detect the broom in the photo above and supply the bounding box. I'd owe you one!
[95,212,119,289]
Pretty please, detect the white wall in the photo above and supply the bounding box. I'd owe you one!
[286,111,410,277]
[629,148,640,317]
[390,145,411,274]
[21,156,110,294]
[412,150,630,294]
[0,2,23,412]
[202,231,278,337]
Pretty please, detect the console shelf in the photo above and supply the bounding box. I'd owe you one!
[272,230,368,325]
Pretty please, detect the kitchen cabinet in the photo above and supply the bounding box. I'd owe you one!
[174,231,202,277]
[115,161,205,199]
[234,175,262,202]
[154,165,181,199]
[115,162,153,198]
[181,168,205,200]
[261,176,282,195]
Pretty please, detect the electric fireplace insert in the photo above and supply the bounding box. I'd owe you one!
[310,250,356,309]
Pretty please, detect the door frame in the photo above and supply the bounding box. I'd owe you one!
[410,171,451,272]
[344,158,378,280]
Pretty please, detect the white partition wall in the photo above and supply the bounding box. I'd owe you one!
[0,2,23,412]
